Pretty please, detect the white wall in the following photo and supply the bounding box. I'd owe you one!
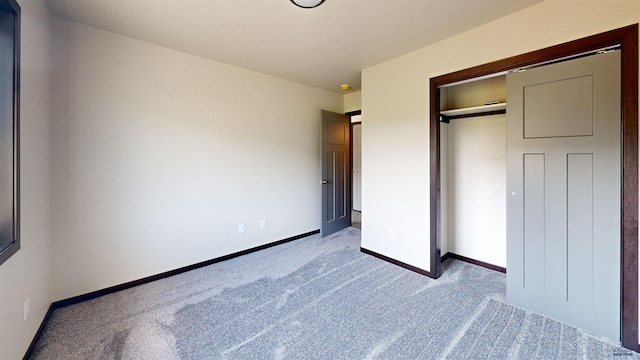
[50,18,343,301]
[344,90,362,113]
[361,0,639,273]
[0,0,51,358]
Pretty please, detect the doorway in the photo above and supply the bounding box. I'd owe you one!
[348,110,362,230]
[429,25,638,349]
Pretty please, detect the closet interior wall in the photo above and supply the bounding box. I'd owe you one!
[440,76,507,268]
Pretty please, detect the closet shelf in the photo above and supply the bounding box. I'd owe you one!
[440,102,506,122]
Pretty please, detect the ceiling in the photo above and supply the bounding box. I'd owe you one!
[44,0,544,93]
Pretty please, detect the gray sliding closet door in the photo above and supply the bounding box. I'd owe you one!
[506,50,621,340]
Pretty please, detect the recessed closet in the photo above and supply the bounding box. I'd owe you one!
[439,75,507,269]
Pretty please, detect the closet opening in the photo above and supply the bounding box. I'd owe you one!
[439,75,507,273]
[429,24,637,350]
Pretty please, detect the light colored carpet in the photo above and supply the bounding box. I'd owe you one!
[31,228,636,359]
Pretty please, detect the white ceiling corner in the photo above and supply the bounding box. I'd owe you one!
[44,0,545,93]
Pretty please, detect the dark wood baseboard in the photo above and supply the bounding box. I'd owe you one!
[441,252,506,273]
[360,247,434,278]
[23,229,319,359]
[360,248,506,279]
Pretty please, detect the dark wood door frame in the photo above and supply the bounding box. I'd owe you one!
[429,24,638,350]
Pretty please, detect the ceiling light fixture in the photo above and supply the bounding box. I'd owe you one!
[290,0,325,9]
[341,84,351,91]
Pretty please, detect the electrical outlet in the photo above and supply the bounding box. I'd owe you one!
[23,298,29,321]
[388,229,396,240]
[260,219,266,229]
[238,224,245,234]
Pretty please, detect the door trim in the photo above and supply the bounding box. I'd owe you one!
[429,24,638,350]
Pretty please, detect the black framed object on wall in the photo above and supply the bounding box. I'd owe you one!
[0,0,20,266]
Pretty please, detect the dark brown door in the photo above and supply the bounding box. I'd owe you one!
[321,110,351,236]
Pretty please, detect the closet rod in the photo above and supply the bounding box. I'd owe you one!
[440,109,506,123]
